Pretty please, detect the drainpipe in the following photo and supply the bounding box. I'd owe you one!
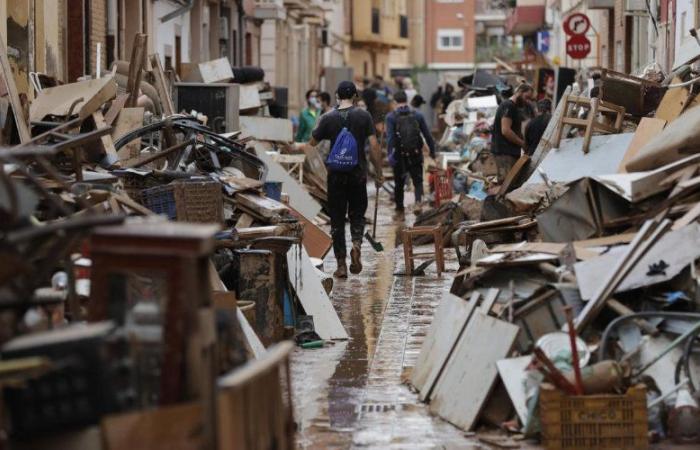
[160,0,194,23]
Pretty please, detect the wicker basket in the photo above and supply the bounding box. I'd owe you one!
[540,385,648,450]
[142,180,223,223]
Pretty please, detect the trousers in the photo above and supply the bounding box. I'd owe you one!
[393,160,423,209]
[327,171,368,259]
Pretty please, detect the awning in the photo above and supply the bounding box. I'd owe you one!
[505,5,546,35]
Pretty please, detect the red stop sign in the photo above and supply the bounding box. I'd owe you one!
[566,34,591,59]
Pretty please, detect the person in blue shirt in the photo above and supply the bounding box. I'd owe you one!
[386,90,436,216]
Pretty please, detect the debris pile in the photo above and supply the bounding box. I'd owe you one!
[0,33,343,448]
[409,66,700,448]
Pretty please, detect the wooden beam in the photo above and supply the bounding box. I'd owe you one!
[126,34,148,108]
[149,54,174,116]
[0,31,31,143]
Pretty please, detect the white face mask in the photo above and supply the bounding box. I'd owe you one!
[309,97,321,109]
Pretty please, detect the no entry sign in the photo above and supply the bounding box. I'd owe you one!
[566,34,591,59]
[563,13,591,36]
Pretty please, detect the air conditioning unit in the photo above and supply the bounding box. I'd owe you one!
[175,83,240,133]
[625,0,647,11]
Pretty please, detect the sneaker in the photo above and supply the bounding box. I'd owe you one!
[334,259,348,278]
[349,242,363,274]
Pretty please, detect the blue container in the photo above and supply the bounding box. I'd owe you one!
[264,181,282,201]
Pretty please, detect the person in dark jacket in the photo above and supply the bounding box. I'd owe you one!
[524,98,552,155]
[386,90,436,216]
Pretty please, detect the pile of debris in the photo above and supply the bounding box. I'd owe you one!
[409,67,700,448]
[0,33,343,448]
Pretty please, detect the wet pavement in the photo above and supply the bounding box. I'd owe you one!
[291,187,481,449]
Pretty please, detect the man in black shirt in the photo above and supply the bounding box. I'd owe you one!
[308,81,384,278]
[524,98,552,155]
[492,83,534,182]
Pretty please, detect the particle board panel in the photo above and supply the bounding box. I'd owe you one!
[411,292,478,400]
[617,117,666,173]
[288,206,332,259]
[287,246,348,340]
[496,355,532,426]
[240,116,293,142]
[429,311,519,431]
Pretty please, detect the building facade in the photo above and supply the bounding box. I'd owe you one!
[424,0,477,70]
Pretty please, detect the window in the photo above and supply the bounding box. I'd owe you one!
[400,15,408,38]
[371,8,380,34]
[437,29,464,51]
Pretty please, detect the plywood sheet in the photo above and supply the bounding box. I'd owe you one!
[30,76,118,121]
[411,293,477,399]
[288,206,332,259]
[429,311,519,431]
[112,107,144,160]
[198,57,233,84]
[238,83,262,110]
[496,356,532,426]
[617,117,666,173]
[287,246,348,340]
[254,144,322,219]
[240,116,292,142]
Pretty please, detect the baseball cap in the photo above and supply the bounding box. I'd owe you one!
[336,81,358,100]
[411,94,426,107]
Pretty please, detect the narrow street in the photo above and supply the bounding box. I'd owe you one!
[291,188,476,448]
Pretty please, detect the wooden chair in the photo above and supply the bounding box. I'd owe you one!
[553,95,625,154]
[402,225,445,277]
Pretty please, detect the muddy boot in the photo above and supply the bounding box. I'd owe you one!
[393,207,405,221]
[349,242,363,274]
[413,202,423,216]
[334,259,348,279]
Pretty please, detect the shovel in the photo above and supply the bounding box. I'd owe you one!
[364,184,384,252]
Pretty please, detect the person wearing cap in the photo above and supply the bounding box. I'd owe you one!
[410,94,426,110]
[306,81,384,278]
[491,83,534,182]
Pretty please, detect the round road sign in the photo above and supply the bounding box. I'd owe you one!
[563,13,591,36]
[566,34,591,59]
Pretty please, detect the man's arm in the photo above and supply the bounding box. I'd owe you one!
[385,112,395,156]
[501,116,525,149]
[416,113,436,158]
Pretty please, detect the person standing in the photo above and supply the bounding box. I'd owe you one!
[524,98,552,156]
[295,89,321,143]
[307,81,384,278]
[386,90,436,215]
[491,83,534,181]
[319,91,333,113]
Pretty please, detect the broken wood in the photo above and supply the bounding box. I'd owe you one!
[92,111,119,166]
[126,34,148,108]
[0,30,30,143]
[149,54,174,116]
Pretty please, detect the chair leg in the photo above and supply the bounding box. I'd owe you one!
[582,98,598,154]
[553,95,569,149]
[402,230,414,276]
[434,228,445,277]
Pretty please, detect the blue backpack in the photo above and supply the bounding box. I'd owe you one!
[326,112,359,172]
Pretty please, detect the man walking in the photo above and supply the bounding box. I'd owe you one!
[307,81,384,278]
[491,83,534,181]
[386,90,436,215]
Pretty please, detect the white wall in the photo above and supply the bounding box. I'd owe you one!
[152,0,191,66]
[675,0,695,64]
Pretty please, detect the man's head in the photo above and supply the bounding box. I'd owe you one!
[319,92,332,110]
[512,83,534,106]
[537,98,552,115]
[393,90,408,105]
[336,81,358,101]
[411,95,426,109]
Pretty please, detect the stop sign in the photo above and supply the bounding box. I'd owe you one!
[566,34,591,59]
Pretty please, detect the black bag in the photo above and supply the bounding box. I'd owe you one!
[395,110,423,165]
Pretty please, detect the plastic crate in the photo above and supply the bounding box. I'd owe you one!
[540,385,648,450]
[430,168,453,207]
[142,180,223,223]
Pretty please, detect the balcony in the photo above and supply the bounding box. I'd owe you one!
[505,0,545,36]
[351,1,409,49]
[475,0,507,23]
[254,0,286,20]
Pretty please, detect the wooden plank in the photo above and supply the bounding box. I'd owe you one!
[574,232,637,247]
[0,31,30,143]
[126,34,148,108]
[411,292,477,397]
[235,213,255,228]
[149,54,174,116]
[673,201,700,230]
[496,356,532,426]
[234,192,290,220]
[111,107,144,160]
[287,246,348,340]
[497,154,529,195]
[617,117,666,173]
[238,83,262,110]
[417,292,481,402]
[239,116,293,142]
[655,77,693,122]
[30,77,118,122]
[429,311,519,431]
[288,206,332,259]
[101,402,202,450]
[198,57,234,83]
[254,143,322,219]
[92,111,119,165]
[104,93,129,126]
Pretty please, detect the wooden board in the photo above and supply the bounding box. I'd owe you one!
[0,30,30,143]
[101,402,202,450]
[617,117,666,173]
[240,116,293,142]
[497,154,529,195]
[198,57,234,84]
[92,111,119,165]
[149,54,174,116]
[429,311,519,431]
[112,107,144,160]
[411,292,479,400]
[287,246,348,340]
[29,76,118,122]
[254,143,322,219]
[496,356,532,426]
[234,192,290,220]
[238,83,262,110]
[288,206,332,259]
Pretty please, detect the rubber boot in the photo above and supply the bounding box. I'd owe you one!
[334,258,348,279]
[350,241,363,274]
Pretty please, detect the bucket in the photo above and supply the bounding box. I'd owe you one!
[264,181,282,201]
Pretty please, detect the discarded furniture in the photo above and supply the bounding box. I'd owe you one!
[553,95,625,154]
[430,167,453,207]
[597,68,663,117]
[272,153,305,183]
[218,341,296,450]
[141,179,224,223]
[402,225,446,277]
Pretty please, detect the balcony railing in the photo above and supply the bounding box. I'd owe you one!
[475,44,522,63]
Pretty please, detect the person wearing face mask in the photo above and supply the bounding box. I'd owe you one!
[295,89,321,143]
[491,83,534,182]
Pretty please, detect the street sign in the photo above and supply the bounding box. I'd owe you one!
[566,34,591,59]
[563,13,591,36]
[537,30,550,53]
